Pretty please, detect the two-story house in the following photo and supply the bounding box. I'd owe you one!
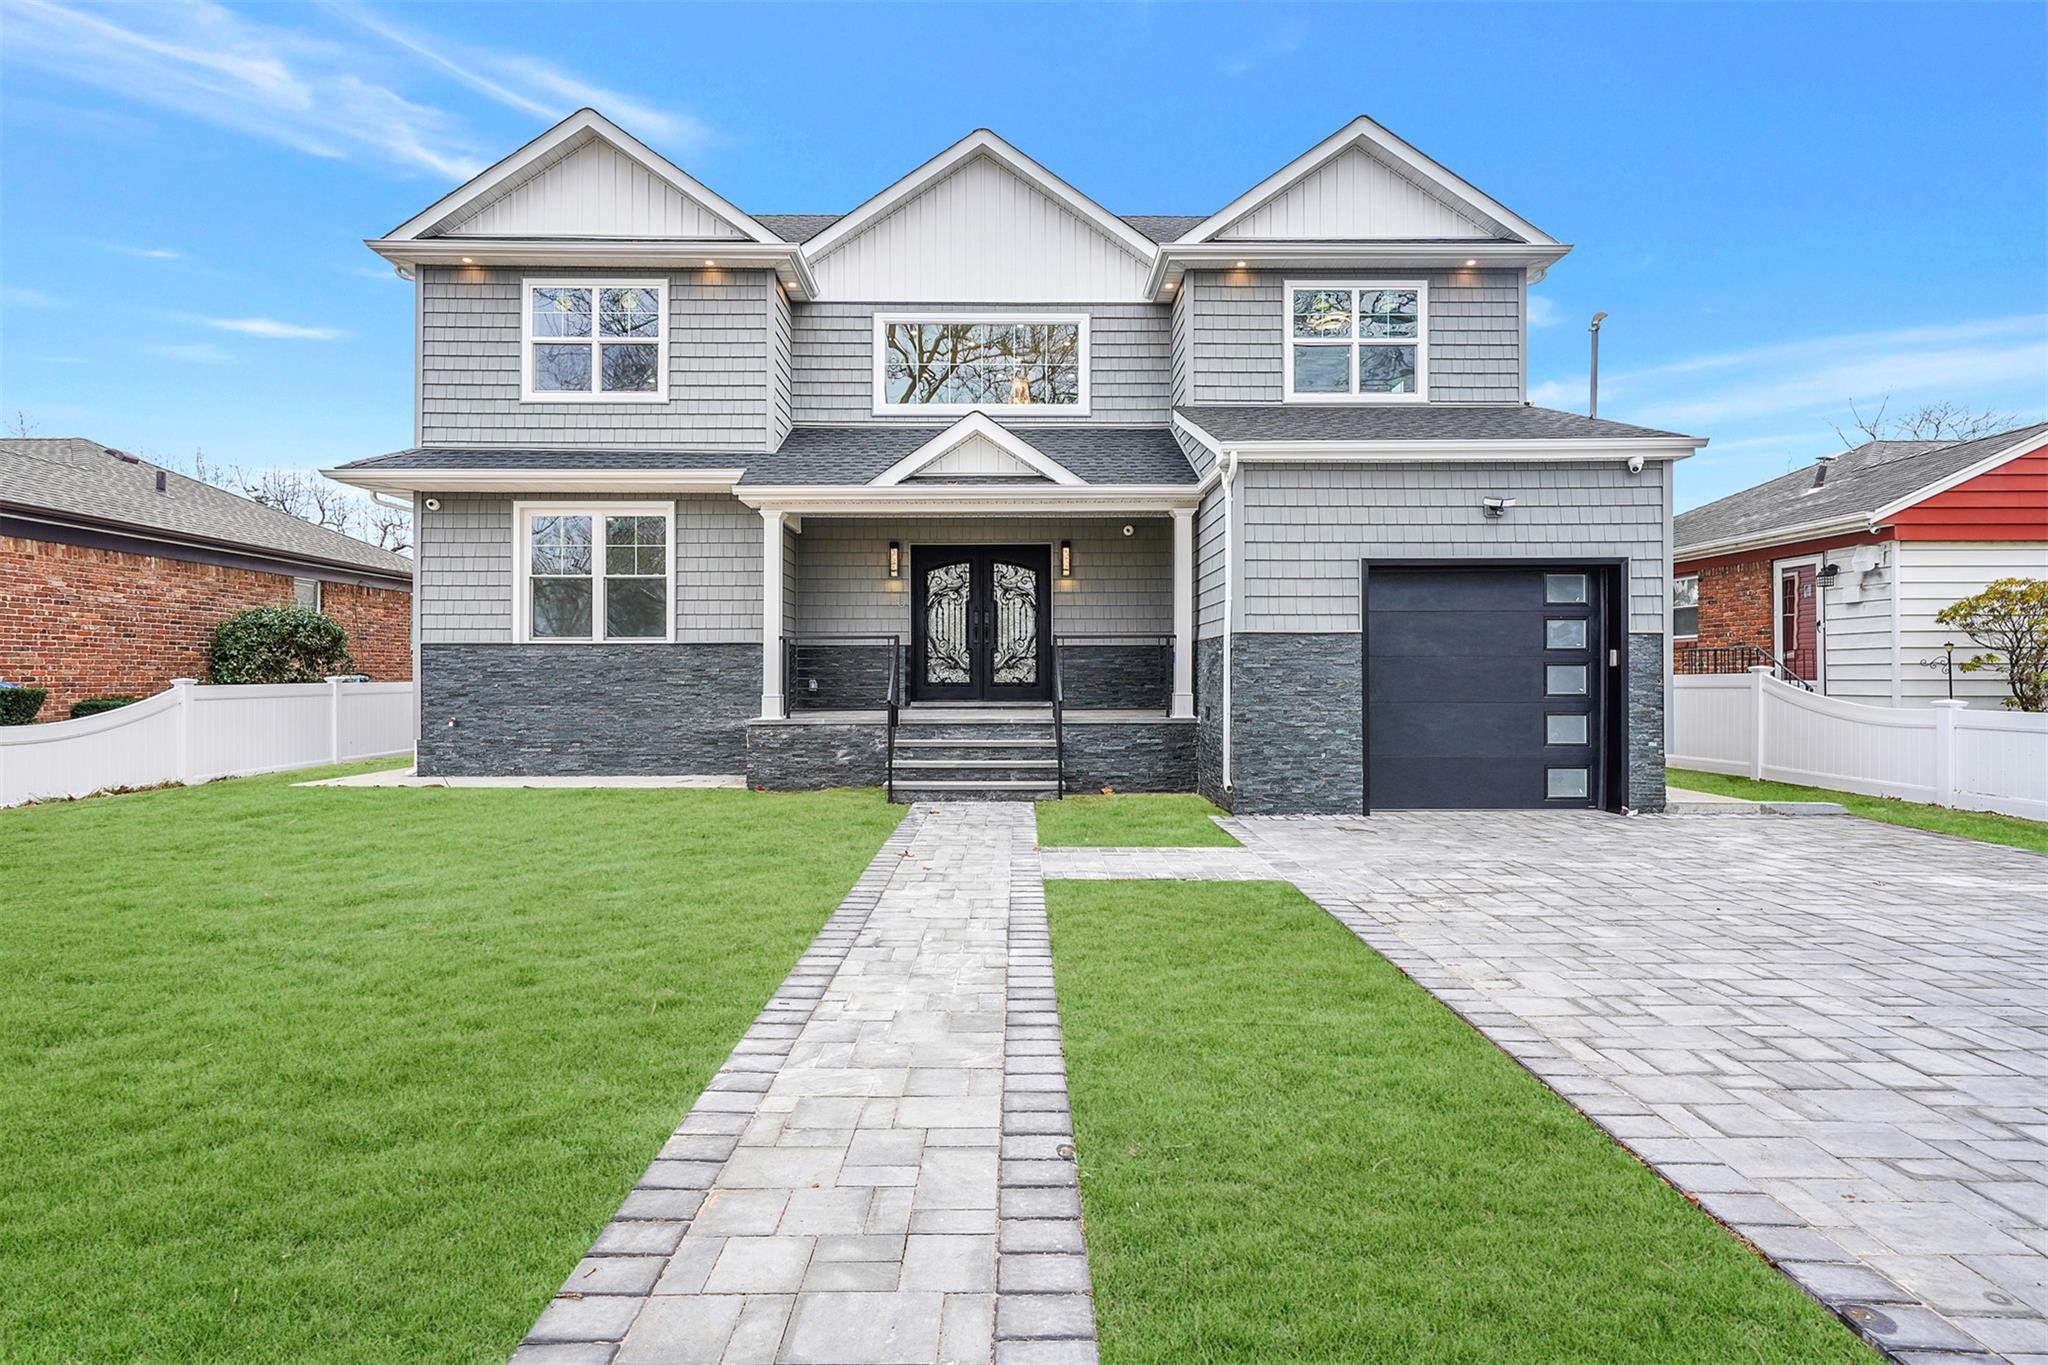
[328,110,1702,812]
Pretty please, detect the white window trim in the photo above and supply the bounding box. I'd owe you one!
[521,278,670,404]
[512,500,676,644]
[1671,573,1700,641]
[870,311,1091,418]
[1281,278,1429,404]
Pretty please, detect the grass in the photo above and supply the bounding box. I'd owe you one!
[1048,880,1875,1364]
[0,763,904,1363]
[1668,766,2048,855]
[1035,793,1238,847]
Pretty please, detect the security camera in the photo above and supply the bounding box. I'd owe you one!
[1626,455,1645,475]
[1481,497,1517,519]
[423,497,442,511]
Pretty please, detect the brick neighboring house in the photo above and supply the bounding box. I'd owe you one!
[1673,422,2048,708]
[1,438,413,720]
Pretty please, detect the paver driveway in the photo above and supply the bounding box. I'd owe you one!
[1225,810,2048,1364]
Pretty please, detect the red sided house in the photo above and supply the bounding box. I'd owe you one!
[1,438,413,720]
[1673,422,2048,708]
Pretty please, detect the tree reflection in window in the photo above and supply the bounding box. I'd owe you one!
[882,321,1081,407]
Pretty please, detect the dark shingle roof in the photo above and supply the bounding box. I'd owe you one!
[1175,404,1695,444]
[1,438,412,579]
[1119,215,1206,243]
[338,426,1198,488]
[753,213,1203,246]
[1674,423,2048,554]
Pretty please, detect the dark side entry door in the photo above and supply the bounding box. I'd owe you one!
[1362,564,1611,810]
[911,545,1053,702]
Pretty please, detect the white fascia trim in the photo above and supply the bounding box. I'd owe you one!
[1672,514,1877,564]
[869,412,1085,486]
[1223,439,1702,462]
[1172,410,1226,461]
[322,467,746,495]
[1181,115,1563,248]
[1866,431,2046,524]
[735,485,1203,516]
[801,129,1159,266]
[382,109,780,246]
[1147,241,1571,298]
[366,238,816,297]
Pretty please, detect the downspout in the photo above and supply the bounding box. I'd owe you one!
[1219,448,1236,794]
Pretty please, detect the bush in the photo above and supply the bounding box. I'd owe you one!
[1934,577,2048,711]
[0,683,48,725]
[207,607,355,684]
[70,695,141,719]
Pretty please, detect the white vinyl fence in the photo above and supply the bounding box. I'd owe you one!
[1671,667,2048,822]
[0,678,414,808]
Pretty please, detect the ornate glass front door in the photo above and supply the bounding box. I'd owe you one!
[909,545,1052,701]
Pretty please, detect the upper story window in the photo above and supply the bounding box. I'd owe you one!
[523,280,668,403]
[1672,575,1700,639]
[873,313,1088,416]
[1284,280,1427,403]
[515,502,673,643]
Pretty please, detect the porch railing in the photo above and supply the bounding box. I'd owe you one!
[1674,643,1815,691]
[1051,643,1066,801]
[1051,633,1174,712]
[780,634,902,715]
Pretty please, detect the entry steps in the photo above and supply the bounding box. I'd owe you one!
[890,711,1062,801]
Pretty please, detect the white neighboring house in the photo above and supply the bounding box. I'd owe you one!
[1674,422,2048,708]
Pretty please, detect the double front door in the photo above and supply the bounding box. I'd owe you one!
[910,545,1052,702]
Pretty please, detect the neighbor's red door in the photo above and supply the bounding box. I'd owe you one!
[1778,564,1820,682]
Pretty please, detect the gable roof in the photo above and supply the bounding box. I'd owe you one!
[1182,115,1560,248]
[1,438,412,580]
[1674,422,2048,557]
[801,129,1161,266]
[868,414,1083,486]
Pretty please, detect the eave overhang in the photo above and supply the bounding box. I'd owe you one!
[1673,514,1883,564]
[1149,240,1572,298]
[1171,411,1700,466]
[321,466,748,495]
[734,484,1203,515]
[365,238,817,298]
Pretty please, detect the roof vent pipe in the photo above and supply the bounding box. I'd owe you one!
[1811,455,1837,489]
[155,470,167,493]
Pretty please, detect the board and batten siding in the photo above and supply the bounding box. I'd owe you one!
[415,493,763,645]
[419,266,779,450]
[794,517,1172,638]
[1895,541,2048,707]
[1235,461,1670,634]
[1187,268,1524,404]
[788,302,1172,425]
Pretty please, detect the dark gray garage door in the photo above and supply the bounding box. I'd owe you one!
[1363,565,1609,810]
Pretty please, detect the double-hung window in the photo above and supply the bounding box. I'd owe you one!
[1672,575,1700,640]
[516,503,673,643]
[523,279,667,401]
[872,313,1088,416]
[1284,280,1427,401]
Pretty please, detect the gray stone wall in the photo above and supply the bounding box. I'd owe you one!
[746,721,886,790]
[1224,633,1364,815]
[1060,719,1196,794]
[1628,633,1667,811]
[416,643,754,776]
[1195,636,1228,809]
[1058,644,1169,710]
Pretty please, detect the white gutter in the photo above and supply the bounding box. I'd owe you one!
[1674,513,1877,564]
[1219,448,1236,796]
[323,467,747,495]
[365,238,818,299]
[1224,439,1701,463]
[1147,240,1572,298]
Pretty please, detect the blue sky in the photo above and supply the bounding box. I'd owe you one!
[2,0,2043,511]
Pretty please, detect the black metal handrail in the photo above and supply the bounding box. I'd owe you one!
[885,644,901,804]
[1051,644,1066,800]
[779,633,901,716]
[1673,643,1815,691]
[1052,633,1174,714]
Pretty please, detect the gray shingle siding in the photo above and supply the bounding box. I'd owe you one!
[1170,278,1192,406]
[768,282,794,449]
[1235,461,1670,634]
[788,302,1172,425]
[1188,268,1524,404]
[419,266,775,449]
[416,492,763,645]
[1196,485,1226,639]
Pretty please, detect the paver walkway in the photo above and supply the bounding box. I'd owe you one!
[1221,810,2048,1364]
[516,804,1097,1365]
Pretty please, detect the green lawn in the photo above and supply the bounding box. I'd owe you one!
[1049,880,1874,1364]
[1668,766,2048,855]
[0,763,903,1363]
[1035,793,1238,847]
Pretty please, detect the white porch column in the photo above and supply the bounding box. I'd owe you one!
[1170,506,1195,718]
[760,509,786,719]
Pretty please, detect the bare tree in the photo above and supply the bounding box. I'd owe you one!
[365,500,412,554]
[1834,397,2019,449]
[5,411,37,437]
[170,451,411,558]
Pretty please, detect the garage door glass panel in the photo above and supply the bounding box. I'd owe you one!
[1545,573,1589,604]
[1545,619,1588,650]
[1546,664,1588,695]
[1546,714,1589,746]
[1547,768,1589,799]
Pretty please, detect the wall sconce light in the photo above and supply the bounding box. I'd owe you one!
[887,541,901,579]
[1059,540,1073,577]
[1481,497,1517,519]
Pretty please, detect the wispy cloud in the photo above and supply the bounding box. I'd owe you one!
[1532,315,2048,428]
[143,342,233,365]
[1526,295,1562,329]
[118,246,182,260]
[201,316,343,340]
[5,0,485,179]
[3,287,59,309]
